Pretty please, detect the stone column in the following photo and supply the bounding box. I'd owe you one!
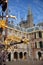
[36,32,39,38]
[11,51,14,61]
[42,32,43,38]
[37,42,40,48]
[18,52,20,60]
[23,52,24,60]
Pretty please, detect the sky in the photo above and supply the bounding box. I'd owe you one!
[0,0,43,25]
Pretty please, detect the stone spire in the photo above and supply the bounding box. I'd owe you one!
[27,7,33,27]
[28,7,32,16]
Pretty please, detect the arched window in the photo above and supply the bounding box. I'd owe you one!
[38,51,42,60]
[19,52,23,59]
[24,52,27,59]
[8,52,11,61]
[24,52,27,56]
[14,52,18,59]
[39,41,43,48]
[39,31,42,38]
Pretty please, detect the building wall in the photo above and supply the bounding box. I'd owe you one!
[28,31,43,60]
[5,26,43,60]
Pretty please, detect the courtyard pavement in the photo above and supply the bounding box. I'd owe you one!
[5,60,43,65]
